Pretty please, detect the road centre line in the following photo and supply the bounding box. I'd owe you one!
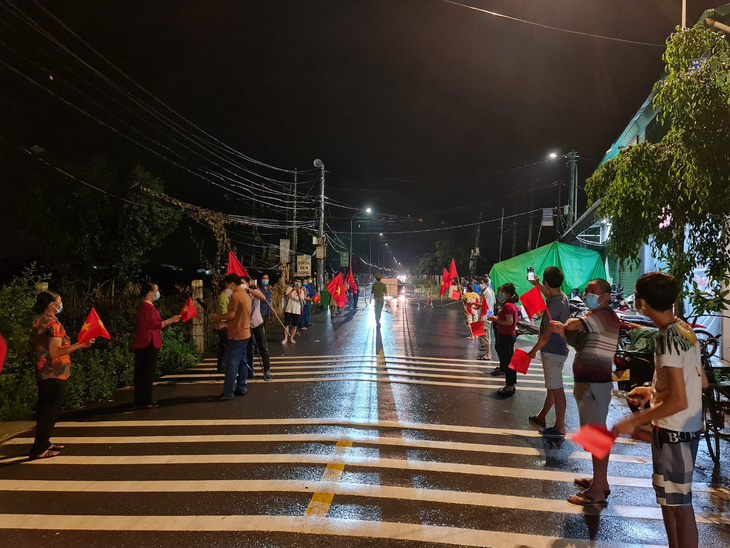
[0,514,667,548]
[152,375,574,392]
[304,440,352,516]
[3,433,651,462]
[1,478,719,525]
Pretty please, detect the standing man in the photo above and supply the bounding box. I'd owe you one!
[551,278,620,506]
[214,279,231,373]
[283,277,306,344]
[526,267,570,439]
[370,273,388,326]
[477,276,495,360]
[259,273,272,324]
[209,274,252,400]
[463,283,480,340]
[246,278,272,381]
[352,277,360,310]
[300,276,315,330]
[613,273,706,548]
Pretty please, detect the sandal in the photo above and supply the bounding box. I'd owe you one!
[567,492,608,507]
[28,449,60,461]
[573,478,611,497]
[496,386,515,398]
[49,444,65,451]
[476,356,490,361]
[528,415,546,428]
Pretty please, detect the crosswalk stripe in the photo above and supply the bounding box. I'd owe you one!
[0,514,666,548]
[47,418,636,446]
[2,433,652,463]
[2,478,721,525]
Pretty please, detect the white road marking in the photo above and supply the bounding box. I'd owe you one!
[1,479,721,525]
[0,514,667,547]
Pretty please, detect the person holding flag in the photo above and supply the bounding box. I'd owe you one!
[282,277,306,344]
[524,267,571,439]
[132,283,181,409]
[370,273,388,326]
[463,283,481,340]
[488,283,519,397]
[477,275,495,360]
[29,290,96,460]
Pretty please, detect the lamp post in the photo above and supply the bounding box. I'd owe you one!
[349,207,372,271]
[369,233,383,283]
[548,150,579,229]
[377,243,388,269]
[314,159,325,291]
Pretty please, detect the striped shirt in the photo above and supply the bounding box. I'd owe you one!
[572,307,620,383]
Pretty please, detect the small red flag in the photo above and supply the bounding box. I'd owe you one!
[326,273,347,308]
[0,334,6,374]
[180,297,198,322]
[345,268,357,293]
[227,251,250,279]
[313,292,321,304]
[470,321,486,337]
[451,289,461,301]
[448,259,458,285]
[439,268,450,297]
[78,308,111,344]
[508,348,531,374]
[571,424,617,460]
[520,285,547,319]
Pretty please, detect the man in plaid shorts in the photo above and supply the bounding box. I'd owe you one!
[613,272,707,548]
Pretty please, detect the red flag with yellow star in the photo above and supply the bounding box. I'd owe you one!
[78,308,111,344]
[439,268,450,297]
[326,273,347,308]
[180,297,198,323]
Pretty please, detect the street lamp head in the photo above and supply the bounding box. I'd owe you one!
[548,152,558,160]
[313,158,323,168]
[365,207,372,213]
[379,232,383,236]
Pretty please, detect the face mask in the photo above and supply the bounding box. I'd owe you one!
[479,284,486,290]
[224,288,233,297]
[262,280,269,286]
[295,283,301,288]
[153,291,160,301]
[55,303,63,314]
[585,293,601,310]
[497,293,505,301]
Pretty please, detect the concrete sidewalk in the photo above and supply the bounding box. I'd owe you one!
[0,421,34,445]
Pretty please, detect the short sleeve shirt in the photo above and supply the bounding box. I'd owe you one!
[32,315,71,381]
[285,287,305,314]
[463,292,479,311]
[216,292,230,315]
[541,293,570,356]
[572,307,620,383]
[651,319,703,432]
[371,282,388,302]
[497,302,518,336]
[226,289,252,340]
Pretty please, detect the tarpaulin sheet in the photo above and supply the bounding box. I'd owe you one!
[489,242,606,298]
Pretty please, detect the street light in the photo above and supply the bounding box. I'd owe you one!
[349,207,372,270]
[368,232,383,282]
[377,243,388,269]
[314,159,325,291]
[548,150,579,229]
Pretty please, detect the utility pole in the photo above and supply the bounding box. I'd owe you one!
[470,211,482,276]
[498,208,505,262]
[314,159,325,291]
[291,169,297,280]
[567,150,579,229]
[527,189,534,251]
[511,221,517,258]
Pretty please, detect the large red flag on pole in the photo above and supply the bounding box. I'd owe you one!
[439,268,450,297]
[78,308,111,344]
[180,297,198,323]
[227,251,250,279]
[326,273,348,308]
[448,259,458,285]
[0,334,6,374]
[519,285,548,320]
[345,268,357,293]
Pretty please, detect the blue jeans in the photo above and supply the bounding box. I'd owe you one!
[300,303,312,328]
[222,338,250,397]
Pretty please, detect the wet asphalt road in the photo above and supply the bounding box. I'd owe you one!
[1,295,729,547]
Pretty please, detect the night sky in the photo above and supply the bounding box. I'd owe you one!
[0,0,710,276]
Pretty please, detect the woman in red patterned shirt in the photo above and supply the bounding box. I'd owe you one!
[30,290,95,460]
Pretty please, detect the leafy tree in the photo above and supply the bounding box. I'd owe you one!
[411,240,469,276]
[586,25,730,315]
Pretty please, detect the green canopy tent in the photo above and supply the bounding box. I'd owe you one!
[489,242,607,299]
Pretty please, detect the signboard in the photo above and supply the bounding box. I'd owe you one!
[542,208,554,227]
[315,246,326,259]
[279,239,290,262]
[296,255,311,277]
[340,251,349,267]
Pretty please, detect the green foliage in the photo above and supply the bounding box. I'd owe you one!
[412,240,469,276]
[586,25,730,315]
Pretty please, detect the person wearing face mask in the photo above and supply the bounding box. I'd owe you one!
[259,274,272,322]
[550,278,620,507]
[487,283,519,396]
[282,277,305,343]
[214,279,232,373]
[299,277,315,331]
[29,290,96,460]
[132,282,181,409]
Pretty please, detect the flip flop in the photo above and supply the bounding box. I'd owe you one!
[476,356,490,361]
[573,478,611,496]
[539,427,566,439]
[28,449,60,461]
[567,492,608,507]
[528,415,546,428]
[49,444,65,451]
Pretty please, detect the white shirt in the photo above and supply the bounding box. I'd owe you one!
[651,320,703,432]
[284,286,305,315]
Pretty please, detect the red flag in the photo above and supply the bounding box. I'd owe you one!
[0,334,6,374]
[227,251,250,279]
[313,292,321,304]
[470,321,486,337]
[448,259,458,285]
[520,285,547,319]
[508,348,531,374]
[180,297,198,322]
[345,268,357,293]
[571,424,617,460]
[439,268,450,297]
[326,273,347,308]
[78,308,111,344]
[450,289,461,301]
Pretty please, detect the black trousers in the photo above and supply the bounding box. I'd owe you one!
[216,328,228,373]
[134,343,159,405]
[496,333,517,387]
[247,324,271,373]
[31,378,68,456]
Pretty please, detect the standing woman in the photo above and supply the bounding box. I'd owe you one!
[132,283,180,408]
[30,290,95,460]
[488,283,519,398]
